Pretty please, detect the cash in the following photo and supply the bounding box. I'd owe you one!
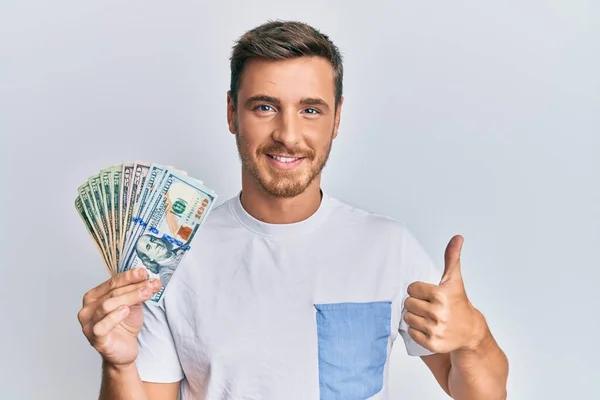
[74,162,217,303]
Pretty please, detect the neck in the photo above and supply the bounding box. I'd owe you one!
[240,173,323,224]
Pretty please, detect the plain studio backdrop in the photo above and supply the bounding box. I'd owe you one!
[1,1,598,399]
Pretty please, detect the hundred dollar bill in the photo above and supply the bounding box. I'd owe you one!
[77,183,112,273]
[120,166,168,269]
[88,174,114,271]
[120,165,191,268]
[122,162,150,252]
[130,162,151,217]
[121,163,149,247]
[119,163,134,252]
[120,163,165,268]
[120,171,217,303]
[111,165,122,269]
[99,168,116,271]
[75,196,112,273]
[118,167,195,269]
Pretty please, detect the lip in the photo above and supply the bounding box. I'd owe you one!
[265,154,305,170]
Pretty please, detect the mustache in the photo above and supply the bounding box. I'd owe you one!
[258,144,315,159]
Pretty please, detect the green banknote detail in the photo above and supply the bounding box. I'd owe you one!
[120,163,165,271]
[111,166,122,270]
[99,168,115,269]
[88,174,114,270]
[77,182,111,273]
[119,163,134,252]
[75,196,111,271]
[121,171,217,303]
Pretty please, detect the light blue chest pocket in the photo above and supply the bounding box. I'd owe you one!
[314,301,392,400]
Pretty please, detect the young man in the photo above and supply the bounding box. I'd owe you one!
[77,20,509,400]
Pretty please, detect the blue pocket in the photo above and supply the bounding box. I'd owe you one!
[314,301,392,400]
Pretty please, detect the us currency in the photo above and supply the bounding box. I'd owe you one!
[75,196,111,272]
[121,163,147,249]
[77,183,112,274]
[88,174,114,271]
[119,166,175,267]
[123,162,150,253]
[99,168,116,270]
[119,163,134,253]
[129,162,151,219]
[120,165,190,268]
[120,166,167,269]
[111,165,122,269]
[119,163,165,269]
[120,171,217,303]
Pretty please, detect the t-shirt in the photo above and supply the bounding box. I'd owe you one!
[136,191,442,400]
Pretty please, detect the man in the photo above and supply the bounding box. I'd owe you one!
[77,20,509,399]
[133,233,186,287]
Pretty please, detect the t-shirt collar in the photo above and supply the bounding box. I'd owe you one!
[230,190,331,238]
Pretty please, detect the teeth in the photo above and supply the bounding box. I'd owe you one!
[272,155,298,163]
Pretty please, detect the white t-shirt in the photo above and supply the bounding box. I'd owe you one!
[136,191,442,400]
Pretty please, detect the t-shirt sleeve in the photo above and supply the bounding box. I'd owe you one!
[135,301,184,383]
[397,227,444,357]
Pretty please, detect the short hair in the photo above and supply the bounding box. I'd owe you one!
[229,20,344,110]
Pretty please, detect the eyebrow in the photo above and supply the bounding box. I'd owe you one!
[244,95,330,112]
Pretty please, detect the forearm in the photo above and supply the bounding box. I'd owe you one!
[99,361,148,400]
[448,312,509,400]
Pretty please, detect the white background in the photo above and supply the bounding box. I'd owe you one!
[1,1,598,399]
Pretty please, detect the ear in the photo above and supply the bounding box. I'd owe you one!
[226,91,237,135]
[332,95,344,139]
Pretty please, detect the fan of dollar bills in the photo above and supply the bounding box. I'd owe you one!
[74,162,217,303]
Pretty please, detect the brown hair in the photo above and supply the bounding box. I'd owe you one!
[229,20,344,110]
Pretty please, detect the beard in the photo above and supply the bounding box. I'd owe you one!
[234,125,333,199]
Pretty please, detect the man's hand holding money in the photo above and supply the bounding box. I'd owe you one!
[77,268,162,368]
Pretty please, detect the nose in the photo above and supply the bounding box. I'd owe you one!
[271,110,301,148]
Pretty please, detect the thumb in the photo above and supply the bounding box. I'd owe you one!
[439,235,464,286]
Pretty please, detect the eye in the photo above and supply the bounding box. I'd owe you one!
[146,243,151,251]
[303,108,321,115]
[254,104,275,112]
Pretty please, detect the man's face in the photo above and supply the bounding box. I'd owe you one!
[136,235,171,262]
[227,56,343,198]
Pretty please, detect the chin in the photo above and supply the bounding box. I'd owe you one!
[244,158,317,198]
[262,186,308,198]
[260,176,314,198]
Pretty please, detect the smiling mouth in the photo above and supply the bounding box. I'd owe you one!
[267,154,305,163]
[265,154,306,170]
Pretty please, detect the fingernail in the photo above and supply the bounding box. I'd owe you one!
[151,279,161,289]
[140,288,150,297]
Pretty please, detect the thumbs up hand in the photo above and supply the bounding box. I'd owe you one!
[403,235,486,354]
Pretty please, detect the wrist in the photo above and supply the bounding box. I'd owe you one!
[460,308,491,353]
[103,359,138,376]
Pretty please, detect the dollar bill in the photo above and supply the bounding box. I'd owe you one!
[88,174,114,271]
[120,163,163,268]
[120,171,217,303]
[119,163,134,252]
[111,165,122,269]
[77,182,112,273]
[75,161,216,292]
[118,166,177,268]
[99,168,116,270]
[121,162,149,254]
[120,166,166,269]
[75,196,112,272]
[120,164,193,266]
[129,162,151,220]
